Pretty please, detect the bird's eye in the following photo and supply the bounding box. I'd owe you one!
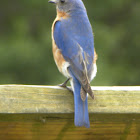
[60,0,65,3]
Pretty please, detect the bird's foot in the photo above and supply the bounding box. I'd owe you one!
[59,84,73,94]
[58,78,73,94]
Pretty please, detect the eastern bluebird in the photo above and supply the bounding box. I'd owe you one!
[49,0,97,128]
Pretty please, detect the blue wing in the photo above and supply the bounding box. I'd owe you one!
[53,17,94,96]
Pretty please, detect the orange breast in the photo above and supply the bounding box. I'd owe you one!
[94,49,98,64]
[51,11,69,73]
[57,10,70,19]
[52,39,66,73]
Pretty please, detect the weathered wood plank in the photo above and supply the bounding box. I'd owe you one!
[0,85,140,113]
[0,114,140,140]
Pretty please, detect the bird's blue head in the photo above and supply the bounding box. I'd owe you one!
[48,0,86,14]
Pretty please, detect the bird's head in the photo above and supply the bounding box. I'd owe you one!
[48,0,86,14]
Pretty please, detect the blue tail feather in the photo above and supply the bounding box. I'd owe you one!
[73,78,90,128]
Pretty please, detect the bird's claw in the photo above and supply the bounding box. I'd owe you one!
[58,78,73,94]
[59,83,73,94]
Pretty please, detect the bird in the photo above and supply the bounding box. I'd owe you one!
[49,0,97,128]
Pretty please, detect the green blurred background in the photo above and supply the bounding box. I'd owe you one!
[0,0,140,86]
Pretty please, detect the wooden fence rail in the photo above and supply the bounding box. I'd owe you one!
[0,85,140,113]
[0,85,140,140]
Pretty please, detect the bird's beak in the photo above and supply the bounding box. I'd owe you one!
[48,0,56,4]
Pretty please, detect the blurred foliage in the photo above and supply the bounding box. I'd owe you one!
[0,0,140,86]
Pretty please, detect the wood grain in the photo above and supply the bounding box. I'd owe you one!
[0,85,140,113]
[0,114,139,140]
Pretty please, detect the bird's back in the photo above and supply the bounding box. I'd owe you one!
[56,11,94,75]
